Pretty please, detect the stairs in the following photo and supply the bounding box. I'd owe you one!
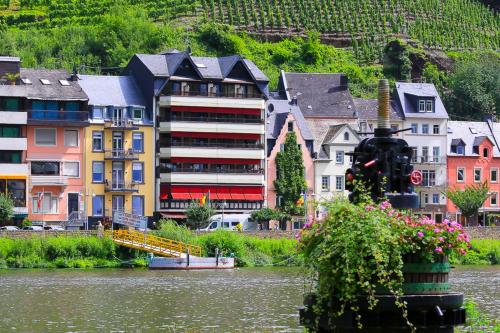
[109,230,202,258]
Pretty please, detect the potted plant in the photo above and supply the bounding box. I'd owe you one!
[298,197,470,330]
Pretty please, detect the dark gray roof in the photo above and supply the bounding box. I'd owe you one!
[353,98,404,121]
[451,138,465,146]
[447,121,500,157]
[0,84,26,97]
[322,124,345,144]
[133,51,269,82]
[78,75,146,107]
[394,82,448,119]
[281,72,357,118]
[266,99,313,140]
[19,68,88,101]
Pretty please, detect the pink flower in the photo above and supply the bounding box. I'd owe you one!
[434,228,441,233]
[295,232,301,241]
[365,205,374,211]
[379,201,391,210]
[417,231,424,238]
[450,221,458,227]
[434,247,443,254]
[459,248,467,255]
[439,237,444,242]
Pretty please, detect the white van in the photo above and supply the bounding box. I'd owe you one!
[202,214,258,231]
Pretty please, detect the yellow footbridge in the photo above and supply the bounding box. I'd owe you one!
[107,230,202,258]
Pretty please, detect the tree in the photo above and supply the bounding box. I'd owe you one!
[0,193,14,225]
[382,39,412,81]
[446,182,489,226]
[274,132,307,214]
[185,202,214,229]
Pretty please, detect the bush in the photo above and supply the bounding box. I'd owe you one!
[450,239,499,265]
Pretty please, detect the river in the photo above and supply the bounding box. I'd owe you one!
[0,266,498,332]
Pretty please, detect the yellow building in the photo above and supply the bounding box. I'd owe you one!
[79,75,154,228]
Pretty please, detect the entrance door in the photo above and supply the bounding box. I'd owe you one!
[68,193,79,216]
[112,108,124,126]
[112,162,124,190]
[112,195,124,213]
[112,132,123,157]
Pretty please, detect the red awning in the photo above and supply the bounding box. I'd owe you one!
[190,193,204,200]
[217,193,232,200]
[171,193,192,200]
[230,194,246,200]
[245,194,264,201]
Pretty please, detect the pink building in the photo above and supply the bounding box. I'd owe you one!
[24,69,89,224]
[266,100,314,210]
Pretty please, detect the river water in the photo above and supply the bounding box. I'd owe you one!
[0,266,498,332]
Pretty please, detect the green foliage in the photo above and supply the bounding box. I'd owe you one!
[155,219,196,245]
[0,192,14,224]
[457,300,500,332]
[185,202,215,229]
[450,239,500,265]
[21,218,32,228]
[447,182,489,220]
[250,207,289,223]
[383,39,412,81]
[447,54,500,120]
[274,132,306,214]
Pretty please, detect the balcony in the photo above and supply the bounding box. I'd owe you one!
[28,110,89,126]
[159,94,265,110]
[160,171,265,185]
[31,175,68,186]
[159,120,264,134]
[169,142,263,149]
[0,111,27,124]
[169,90,263,99]
[104,180,139,193]
[104,149,139,161]
[0,137,27,150]
[104,119,139,130]
[160,146,265,159]
[167,113,263,124]
[0,163,28,175]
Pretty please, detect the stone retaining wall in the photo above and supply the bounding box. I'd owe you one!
[463,227,500,240]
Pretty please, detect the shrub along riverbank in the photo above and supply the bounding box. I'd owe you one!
[0,225,497,269]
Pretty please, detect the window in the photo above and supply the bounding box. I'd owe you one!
[456,145,464,155]
[422,124,429,134]
[359,122,367,133]
[64,129,79,147]
[7,179,25,207]
[288,121,293,132]
[132,132,144,153]
[491,168,498,183]
[426,100,433,112]
[432,147,440,163]
[422,147,429,162]
[63,161,79,177]
[92,107,104,119]
[279,144,284,152]
[411,147,418,163]
[411,123,418,134]
[419,100,426,112]
[133,109,143,121]
[132,163,144,183]
[132,196,144,216]
[483,148,489,158]
[457,168,465,182]
[59,79,70,86]
[92,196,104,216]
[474,168,482,182]
[35,128,56,146]
[422,170,436,187]
[491,192,498,206]
[432,193,440,204]
[433,125,440,134]
[32,192,58,214]
[40,79,51,85]
[321,176,329,191]
[92,162,104,183]
[92,131,103,151]
[31,162,60,175]
[0,151,22,163]
[0,125,21,138]
[343,132,349,141]
[423,193,429,204]
[336,151,344,164]
[335,176,344,191]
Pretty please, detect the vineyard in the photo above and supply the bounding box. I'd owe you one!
[0,0,498,63]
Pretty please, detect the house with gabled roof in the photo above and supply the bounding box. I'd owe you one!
[124,50,269,219]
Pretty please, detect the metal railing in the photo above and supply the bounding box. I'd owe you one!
[104,180,138,192]
[167,90,263,99]
[411,155,447,164]
[160,167,263,174]
[104,149,139,160]
[104,119,139,129]
[28,110,89,121]
[166,141,264,149]
[166,114,263,124]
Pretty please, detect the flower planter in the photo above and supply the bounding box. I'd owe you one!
[402,254,450,295]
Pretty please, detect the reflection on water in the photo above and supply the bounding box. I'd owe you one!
[0,266,497,332]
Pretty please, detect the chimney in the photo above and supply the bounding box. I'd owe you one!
[291,96,298,105]
[340,74,348,88]
[71,65,78,81]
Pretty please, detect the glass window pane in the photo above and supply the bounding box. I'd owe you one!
[132,196,144,216]
[132,132,143,152]
[64,130,79,147]
[92,196,104,216]
[92,132,103,151]
[35,128,56,145]
[7,179,25,207]
[63,162,79,177]
[92,107,103,119]
[92,162,104,182]
[132,163,143,182]
[5,98,19,111]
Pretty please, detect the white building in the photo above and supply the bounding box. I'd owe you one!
[395,82,448,222]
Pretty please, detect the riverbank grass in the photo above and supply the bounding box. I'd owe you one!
[450,239,499,265]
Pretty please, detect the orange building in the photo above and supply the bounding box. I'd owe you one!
[446,120,500,225]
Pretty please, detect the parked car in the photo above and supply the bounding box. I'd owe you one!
[22,226,44,231]
[44,225,65,231]
[201,214,258,231]
[0,226,20,231]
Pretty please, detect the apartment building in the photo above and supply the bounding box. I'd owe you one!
[394,82,448,222]
[0,57,28,225]
[23,69,89,224]
[78,75,155,228]
[125,50,268,218]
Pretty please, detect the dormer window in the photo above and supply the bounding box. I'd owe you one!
[456,145,464,155]
[426,100,433,112]
[483,148,489,158]
[419,100,426,112]
[343,132,349,141]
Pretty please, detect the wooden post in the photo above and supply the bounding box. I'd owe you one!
[186,248,190,268]
[215,247,219,267]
